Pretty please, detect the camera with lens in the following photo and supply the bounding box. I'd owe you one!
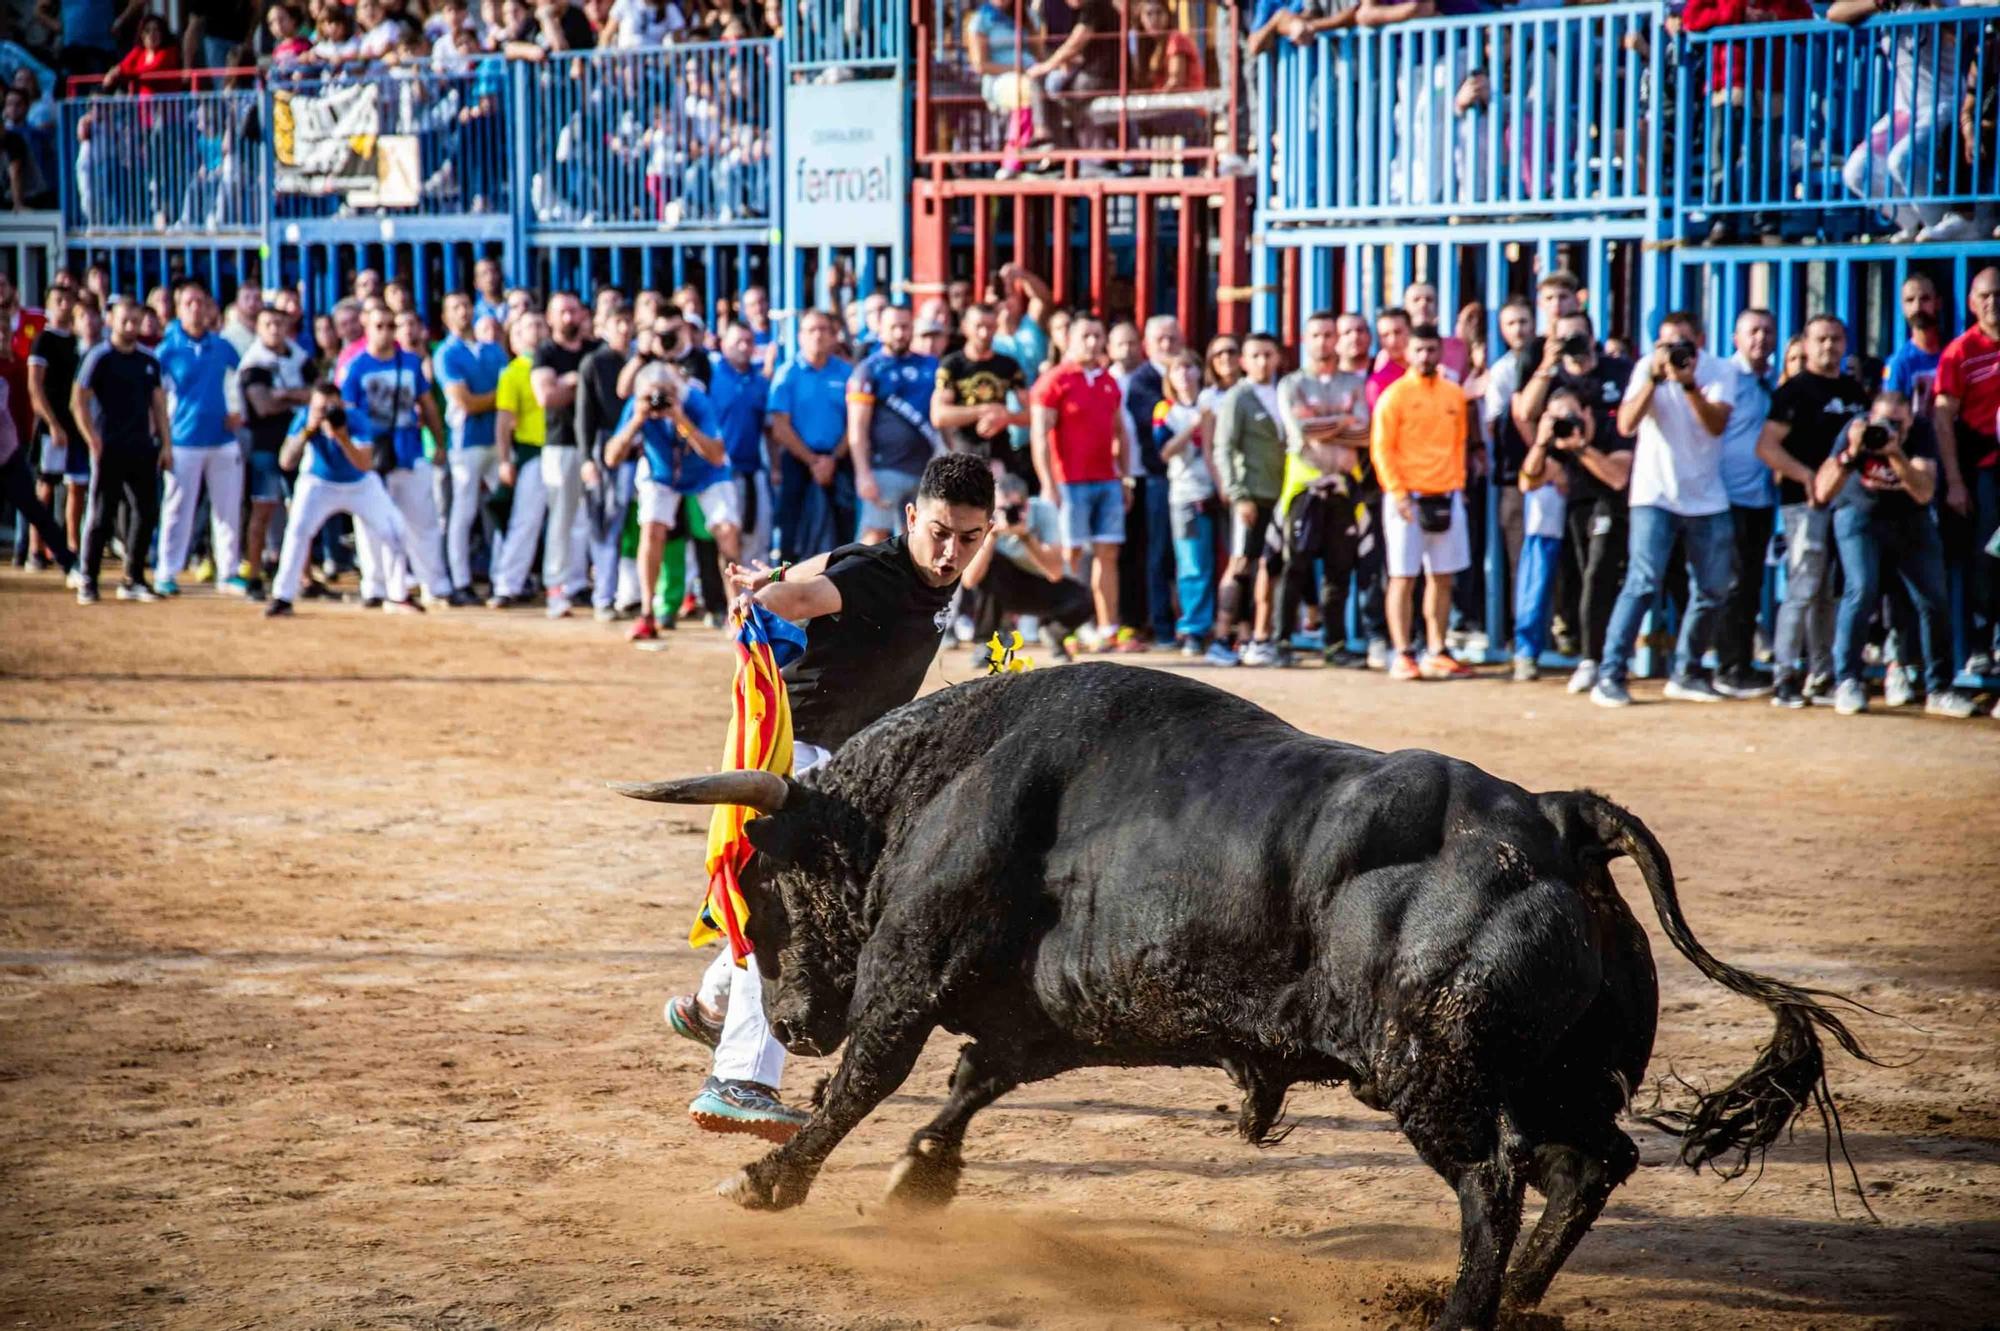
[1666,341,1698,372]
[1550,416,1581,441]
[323,404,347,430]
[1559,333,1592,359]
[1000,501,1026,526]
[1860,422,1893,452]
[646,386,674,415]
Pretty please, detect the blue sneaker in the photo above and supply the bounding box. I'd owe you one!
[689,1077,810,1144]
[155,578,180,597]
[1204,641,1241,667]
[664,994,722,1049]
[222,575,252,597]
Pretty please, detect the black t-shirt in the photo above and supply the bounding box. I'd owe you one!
[1549,355,1634,507]
[237,342,310,455]
[673,347,711,388]
[27,328,79,443]
[1832,417,1939,522]
[531,337,599,450]
[783,537,958,750]
[936,350,1027,458]
[76,344,163,454]
[1768,371,1869,506]
[576,343,629,454]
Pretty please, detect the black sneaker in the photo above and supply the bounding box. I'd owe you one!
[447,587,479,607]
[385,598,426,615]
[242,578,266,603]
[1663,675,1727,703]
[1712,666,1771,699]
[361,595,385,610]
[1323,646,1367,668]
[1771,674,1806,709]
[264,598,294,618]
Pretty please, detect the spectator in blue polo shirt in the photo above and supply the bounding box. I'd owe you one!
[605,366,734,642]
[709,321,774,565]
[849,305,944,544]
[434,291,511,601]
[154,280,242,597]
[769,309,855,561]
[344,306,453,609]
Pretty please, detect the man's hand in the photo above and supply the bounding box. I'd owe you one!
[975,403,1010,437]
[1946,478,1972,515]
[1123,481,1135,512]
[1671,351,1699,388]
[856,467,880,503]
[158,441,173,472]
[1649,344,1674,383]
[725,560,774,598]
[499,458,516,487]
[581,459,600,488]
[48,423,69,452]
[1234,498,1259,527]
[1394,491,1413,522]
[810,455,836,487]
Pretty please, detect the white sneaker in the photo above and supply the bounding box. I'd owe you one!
[546,592,573,620]
[1567,659,1599,695]
[1240,640,1280,668]
[1917,212,1980,243]
[1834,679,1868,715]
[65,567,83,590]
[1883,666,1916,709]
[1924,689,1978,719]
[593,605,618,623]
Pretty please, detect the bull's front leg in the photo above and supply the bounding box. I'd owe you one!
[720,1007,934,1212]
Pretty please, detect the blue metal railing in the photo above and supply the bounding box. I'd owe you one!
[1261,2,1664,225]
[523,41,779,234]
[1676,9,2000,240]
[62,85,267,236]
[786,0,907,73]
[267,62,516,226]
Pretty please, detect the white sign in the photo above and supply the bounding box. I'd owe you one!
[784,79,906,248]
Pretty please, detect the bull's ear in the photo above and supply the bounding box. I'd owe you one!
[744,812,816,867]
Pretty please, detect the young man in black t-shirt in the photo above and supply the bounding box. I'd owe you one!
[1755,314,1869,706]
[72,301,171,604]
[1814,391,1980,719]
[932,303,1029,470]
[530,292,601,617]
[668,453,997,1143]
[28,284,85,567]
[237,307,313,598]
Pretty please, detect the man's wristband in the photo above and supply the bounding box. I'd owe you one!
[767,563,791,585]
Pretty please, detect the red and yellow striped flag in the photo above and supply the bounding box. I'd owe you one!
[691,605,799,964]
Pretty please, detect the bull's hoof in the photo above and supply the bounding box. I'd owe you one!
[882,1139,963,1210]
[717,1159,813,1212]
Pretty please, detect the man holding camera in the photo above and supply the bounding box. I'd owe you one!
[264,381,411,618]
[605,363,736,643]
[962,472,1094,653]
[1814,391,1981,718]
[1510,309,1635,691]
[1515,386,1633,680]
[1593,311,1736,707]
[1755,314,1867,708]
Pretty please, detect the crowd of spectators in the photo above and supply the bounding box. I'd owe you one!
[5,256,1996,722]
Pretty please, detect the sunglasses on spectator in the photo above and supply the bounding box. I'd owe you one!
[1210,345,1240,358]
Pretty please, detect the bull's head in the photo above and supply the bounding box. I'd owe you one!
[611,772,860,1057]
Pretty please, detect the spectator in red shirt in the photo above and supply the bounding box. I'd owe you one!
[101,15,184,95]
[1933,265,2000,673]
[1032,315,1140,650]
[1367,307,1411,410]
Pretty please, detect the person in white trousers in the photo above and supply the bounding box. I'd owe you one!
[490,312,550,607]
[532,292,598,618]
[154,281,242,595]
[265,382,409,616]
[342,305,452,610]
[434,292,511,603]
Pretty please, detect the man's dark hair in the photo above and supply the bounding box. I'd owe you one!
[1244,331,1280,349]
[311,378,342,398]
[176,276,210,298]
[1305,309,1340,327]
[964,301,998,322]
[1376,306,1411,326]
[1804,311,1846,336]
[918,453,996,513]
[1410,323,1442,341]
[1556,309,1596,334]
[1872,388,1911,413]
[1501,295,1534,316]
[1660,309,1704,339]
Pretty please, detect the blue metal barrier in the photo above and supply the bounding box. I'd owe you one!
[787,0,907,74]
[1261,2,1665,225]
[523,41,779,236]
[1676,8,2000,241]
[267,62,515,229]
[62,84,267,238]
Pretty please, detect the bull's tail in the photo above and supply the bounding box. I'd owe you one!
[1548,790,1882,1186]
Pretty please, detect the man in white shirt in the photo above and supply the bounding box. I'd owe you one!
[1591,310,1737,708]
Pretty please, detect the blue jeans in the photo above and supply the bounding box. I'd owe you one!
[1144,475,1177,643]
[1601,505,1737,684]
[858,466,923,535]
[1169,499,1215,639]
[1833,504,1954,694]
[1059,480,1125,547]
[1511,533,1563,662]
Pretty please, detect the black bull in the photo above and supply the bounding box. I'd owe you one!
[618,663,1872,1331]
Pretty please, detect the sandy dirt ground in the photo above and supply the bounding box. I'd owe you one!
[2,567,1997,1331]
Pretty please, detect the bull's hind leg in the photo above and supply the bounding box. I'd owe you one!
[884,1042,1081,1208]
[1503,1125,1637,1309]
[721,1005,934,1212]
[1397,1062,1528,1330]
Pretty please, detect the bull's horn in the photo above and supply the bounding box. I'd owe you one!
[608,771,789,813]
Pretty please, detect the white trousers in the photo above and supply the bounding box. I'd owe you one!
[447,445,501,590]
[738,470,775,568]
[358,462,451,601]
[272,473,406,604]
[706,739,833,1089]
[491,455,549,598]
[541,445,588,594]
[157,442,243,580]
